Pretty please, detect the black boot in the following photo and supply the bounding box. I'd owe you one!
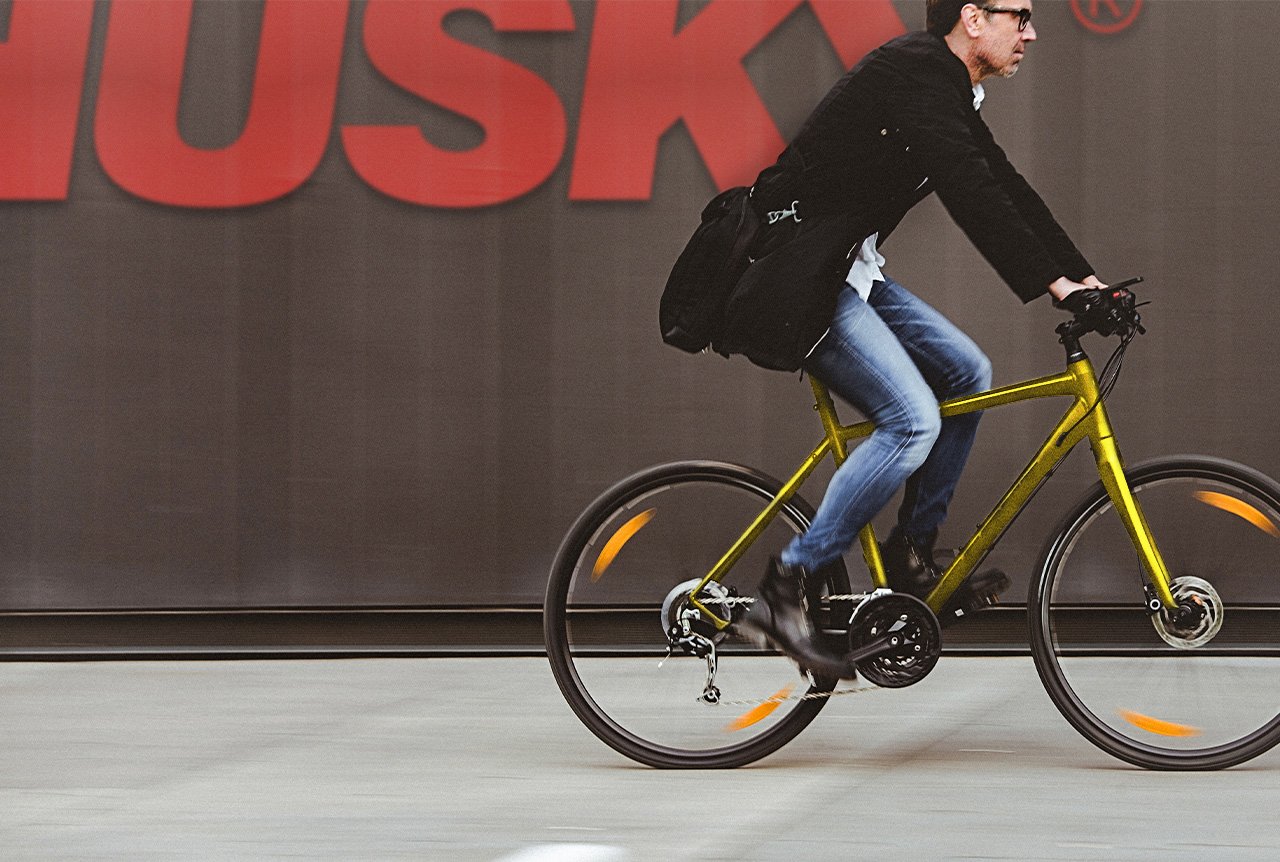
[738,558,856,680]
[880,527,941,599]
[881,527,1011,624]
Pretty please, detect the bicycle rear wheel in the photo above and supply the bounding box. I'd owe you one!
[544,461,851,768]
[1031,456,1280,769]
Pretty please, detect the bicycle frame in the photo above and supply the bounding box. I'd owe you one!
[688,353,1177,629]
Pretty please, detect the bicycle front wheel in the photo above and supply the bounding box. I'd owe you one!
[1031,456,1280,769]
[544,461,851,769]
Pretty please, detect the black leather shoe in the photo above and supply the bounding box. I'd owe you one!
[881,527,1010,626]
[737,558,857,680]
[880,527,941,598]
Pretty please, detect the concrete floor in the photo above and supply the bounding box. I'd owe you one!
[2,657,1278,861]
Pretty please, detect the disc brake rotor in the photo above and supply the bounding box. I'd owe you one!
[1153,575,1224,649]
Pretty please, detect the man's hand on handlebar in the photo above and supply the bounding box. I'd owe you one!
[1048,275,1104,304]
[1052,287,1107,316]
[1050,276,1146,337]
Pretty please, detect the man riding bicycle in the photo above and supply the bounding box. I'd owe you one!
[735,0,1130,677]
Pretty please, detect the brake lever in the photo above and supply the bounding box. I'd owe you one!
[1130,300,1150,336]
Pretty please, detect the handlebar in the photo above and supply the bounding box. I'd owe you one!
[1107,276,1145,293]
[1055,276,1146,360]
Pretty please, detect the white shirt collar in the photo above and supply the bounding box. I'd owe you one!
[972,83,986,111]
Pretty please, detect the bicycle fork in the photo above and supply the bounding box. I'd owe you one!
[1092,434,1177,609]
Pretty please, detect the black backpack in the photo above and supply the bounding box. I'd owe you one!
[658,186,760,354]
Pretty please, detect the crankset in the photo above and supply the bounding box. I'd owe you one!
[847,592,942,688]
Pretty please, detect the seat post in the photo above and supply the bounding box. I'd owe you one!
[809,377,848,464]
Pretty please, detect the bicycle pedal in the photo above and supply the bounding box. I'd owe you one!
[940,569,1009,628]
[966,591,1001,611]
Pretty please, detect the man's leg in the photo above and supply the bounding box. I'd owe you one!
[780,285,943,570]
[864,276,1009,613]
[866,276,993,544]
[740,284,952,672]
[740,284,941,675]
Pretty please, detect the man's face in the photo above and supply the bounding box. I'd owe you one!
[974,3,1036,79]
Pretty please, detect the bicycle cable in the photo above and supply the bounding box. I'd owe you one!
[1054,303,1149,447]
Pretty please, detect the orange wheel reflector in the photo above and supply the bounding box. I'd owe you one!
[591,509,656,581]
[1193,491,1280,538]
[1118,709,1202,738]
[725,684,795,733]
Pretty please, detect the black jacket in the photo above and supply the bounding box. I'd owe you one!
[716,31,1093,371]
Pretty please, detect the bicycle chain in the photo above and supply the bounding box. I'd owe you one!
[720,683,881,707]
[699,593,866,606]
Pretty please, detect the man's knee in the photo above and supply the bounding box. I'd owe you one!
[956,348,993,396]
[894,397,942,469]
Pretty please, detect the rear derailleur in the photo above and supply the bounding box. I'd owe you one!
[660,580,740,704]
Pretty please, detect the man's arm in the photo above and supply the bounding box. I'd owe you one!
[893,88,1093,302]
[969,112,1096,286]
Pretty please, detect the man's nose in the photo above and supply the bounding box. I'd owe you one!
[1022,22,1037,41]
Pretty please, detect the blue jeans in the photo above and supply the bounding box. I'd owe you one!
[781,276,992,570]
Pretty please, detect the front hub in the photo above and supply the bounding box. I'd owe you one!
[1153,576,1224,649]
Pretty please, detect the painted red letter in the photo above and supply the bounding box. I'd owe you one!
[0,1,94,200]
[570,0,800,201]
[95,0,347,208]
[807,0,905,70]
[343,1,574,208]
[571,0,906,200]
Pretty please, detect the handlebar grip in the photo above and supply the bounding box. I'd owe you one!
[1109,276,1144,291]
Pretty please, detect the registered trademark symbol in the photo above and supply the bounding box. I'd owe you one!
[1071,0,1143,35]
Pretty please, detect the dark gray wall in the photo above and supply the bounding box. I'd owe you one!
[2,0,1277,610]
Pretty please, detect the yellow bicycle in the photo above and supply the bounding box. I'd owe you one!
[544,280,1280,770]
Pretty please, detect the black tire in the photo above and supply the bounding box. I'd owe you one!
[1030,455,1280,769]
[544,461,851,768]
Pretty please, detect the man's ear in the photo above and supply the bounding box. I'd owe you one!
[958,2,985,38]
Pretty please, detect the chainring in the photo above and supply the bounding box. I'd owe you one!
[847,593,942,688]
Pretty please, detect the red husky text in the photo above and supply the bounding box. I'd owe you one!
[0,0,904,208]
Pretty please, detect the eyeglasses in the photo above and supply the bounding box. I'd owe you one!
[980,5,1033,31]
